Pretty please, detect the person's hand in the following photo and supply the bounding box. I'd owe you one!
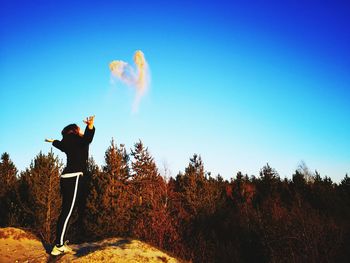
[83,115,95,129]
[45,139,54,143]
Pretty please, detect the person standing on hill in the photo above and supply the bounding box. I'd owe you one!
[45,115,95,256]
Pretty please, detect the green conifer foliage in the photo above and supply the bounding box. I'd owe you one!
[85,140,131,239]
[18,151,62,243]
[175,154,208,217]
[0,152,19,226]
[1,146,350,262]
[130,140,170,248]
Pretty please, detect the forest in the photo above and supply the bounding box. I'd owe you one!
[1,140,349,263]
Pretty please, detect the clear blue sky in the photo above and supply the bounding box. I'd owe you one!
[1,0,349,182]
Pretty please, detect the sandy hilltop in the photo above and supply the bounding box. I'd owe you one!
[0,227,183,263]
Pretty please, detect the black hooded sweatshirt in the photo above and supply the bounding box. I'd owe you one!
[53,126,95,174]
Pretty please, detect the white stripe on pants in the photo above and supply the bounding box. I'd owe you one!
[60,174,80,245]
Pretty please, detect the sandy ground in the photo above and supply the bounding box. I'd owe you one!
[0,227,183,263]
[0,228,47,262]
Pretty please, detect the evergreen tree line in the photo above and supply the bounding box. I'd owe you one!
[0,140,349,263]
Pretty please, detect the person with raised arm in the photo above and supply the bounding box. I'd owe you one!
[45,115,95,256]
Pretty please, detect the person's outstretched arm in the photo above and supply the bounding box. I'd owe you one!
[83,115,95,144]
[45,138,65,152]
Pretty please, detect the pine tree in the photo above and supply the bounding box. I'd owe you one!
[174,154,226,261]
[255,163,280,204]
[82,157,104,239]
[130,140,162,210]
[85,140,131,239]
[131,140,158,181]
[175,154,208,217]
[130,140,169,247]
[0,152,17,196]
[0,152,19,226]
[18,151,62,243]
[103,139,131,235]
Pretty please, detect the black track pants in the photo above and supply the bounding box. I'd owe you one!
[55,175,81,246]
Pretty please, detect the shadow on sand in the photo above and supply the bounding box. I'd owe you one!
[74,239,132,258]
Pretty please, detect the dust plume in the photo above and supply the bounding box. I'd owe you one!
[109,50,150,112]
